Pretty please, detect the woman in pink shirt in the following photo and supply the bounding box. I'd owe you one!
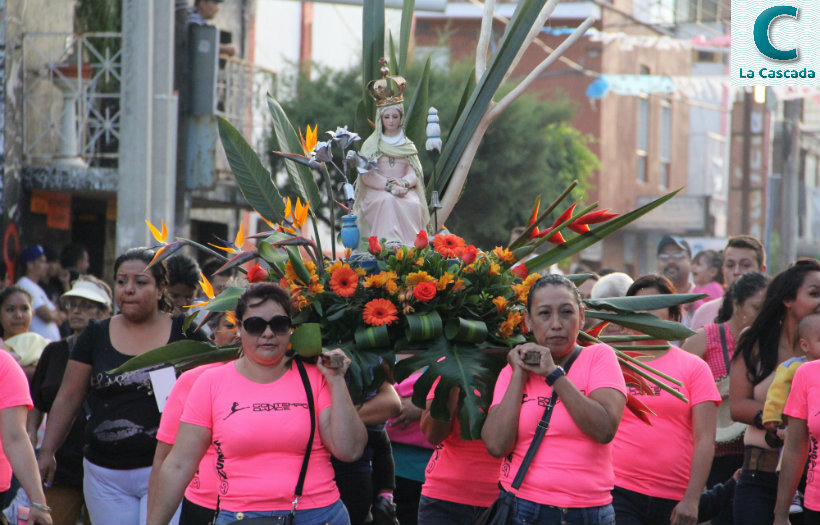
[417,381,502,525]
[481,274,627,525]
[147,283,367,525]
[611,275,720,525]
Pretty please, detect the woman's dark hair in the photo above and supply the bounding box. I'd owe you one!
[625,274,681,323]
[167,254,201,289]
[526,274,582,312]
[113,247,173,313]
[235,283,292,321]
[734,258,820,384]
[0,285,32,338]
[715,272,768,323]
[694,249,724,285]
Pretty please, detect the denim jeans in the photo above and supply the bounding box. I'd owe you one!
[509,495,615,525]
[417,495,488,525]
[733,469,778,525]
[611,485,679,525]
[214,499,349,525]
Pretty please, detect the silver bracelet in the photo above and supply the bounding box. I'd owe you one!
[31,502,52,513]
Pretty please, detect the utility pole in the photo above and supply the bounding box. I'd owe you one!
[117,0,177,254]
[780,99,801,270]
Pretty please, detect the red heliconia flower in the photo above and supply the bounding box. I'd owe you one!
[414,230,429,250]
[511,263,529,279]
[368,236,382,255]
[626,392,657,425]
[248,263,268,283]
[586,321,609,340]
[528,202,576,245]
[569,209,619,234]
[461,245,478,264]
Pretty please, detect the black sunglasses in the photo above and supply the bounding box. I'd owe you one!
[241,315,292,336]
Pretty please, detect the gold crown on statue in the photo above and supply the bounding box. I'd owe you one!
[367,58,407,107]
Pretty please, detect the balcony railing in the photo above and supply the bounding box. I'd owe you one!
[23,32,122,167]
[215,56,277,172]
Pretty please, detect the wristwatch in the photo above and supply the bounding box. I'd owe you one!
[546,366,565,386]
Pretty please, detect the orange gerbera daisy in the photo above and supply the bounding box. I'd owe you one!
[329,266,359,297]
[433,234,466,258]
[363,299,399,326]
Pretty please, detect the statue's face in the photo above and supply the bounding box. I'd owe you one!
[382,108,402,134]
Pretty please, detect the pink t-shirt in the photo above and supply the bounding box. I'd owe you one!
[421,380,502,507]
[0,350,32,491]
[157,362,223,509]
[691,298,722,330]
[182,362,337,511]
[613,346,721,500]
[784,359,820,512]
[692,281,724,311]
[491,343,627,507]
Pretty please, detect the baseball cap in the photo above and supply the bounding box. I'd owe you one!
[657,235,692,257]
[20,245,46,264]
[62,280,112,309]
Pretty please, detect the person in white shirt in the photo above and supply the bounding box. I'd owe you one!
[690,235,767,330]
[16,245,60,341]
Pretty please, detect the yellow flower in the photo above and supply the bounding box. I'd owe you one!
[452,279,466,291]
[414,258,424,267]
[299,124,318,155]
[513,273,542,303]
[146,219,168,243]
[355,268,367,277]
[283,197,310,229]
[436,273,455,291]
[395,248,405,261]
[499,311,523,338]
[185,273,216,308]
[406,271,436,287]
[488,262,501,276]
[209,223,245,254]
[326,260,344,273]
[309,282,325,294]
[492,246,515,264]
[492,296,508,313]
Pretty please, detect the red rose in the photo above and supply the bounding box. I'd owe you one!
[414,230,429,250]
[461,245,478,264]
[248,263,268,283]
[511,263,529,279]
[368,236,382,255]
[412,281,437,302]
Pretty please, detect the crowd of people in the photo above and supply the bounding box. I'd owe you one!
[0,232,817,525]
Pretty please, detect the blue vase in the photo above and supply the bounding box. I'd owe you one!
[340,215,360,250]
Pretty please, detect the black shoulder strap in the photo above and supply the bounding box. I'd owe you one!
[294,359,316,507]
[718,323,730,372]
[510,346,582,491]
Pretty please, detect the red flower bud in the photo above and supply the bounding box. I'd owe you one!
[248,263,268,283]
[461,245,478,264]
[414,230,429,250]
[511,263,529,279]
[368,236,382,255]
[412,281,437,302]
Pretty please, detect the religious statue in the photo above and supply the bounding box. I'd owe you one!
[354,63,430,246]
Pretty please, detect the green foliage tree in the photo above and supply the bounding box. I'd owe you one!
[271,60,598,244]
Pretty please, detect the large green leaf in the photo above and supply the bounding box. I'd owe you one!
[584,293,706,314]
[585,311,695,341]
[266,96,323,216]
[394,337,506,439]
[341,343,390,405]
[525,189,680,272]
[109,340,231,374]
[404,57,431,151]
[217,117,284,224]
[448,70,476,145]
[362,0,385,122]
[204,286,245,312]
[434,0,549,195]
[398,0,415,74]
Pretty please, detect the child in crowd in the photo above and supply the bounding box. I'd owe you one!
[762,313,820,514]
[691,250,724,310]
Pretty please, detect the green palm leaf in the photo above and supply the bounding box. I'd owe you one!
[362,0,385,122]
[394,336,506,439]
[398,0,415,74]
[585,311,695,341]
[109,341,234,374]
[404,57,431,149]
[217,117,284,224]
[584,293,706,314]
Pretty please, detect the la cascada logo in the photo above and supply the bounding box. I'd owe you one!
[731,0,820,86]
